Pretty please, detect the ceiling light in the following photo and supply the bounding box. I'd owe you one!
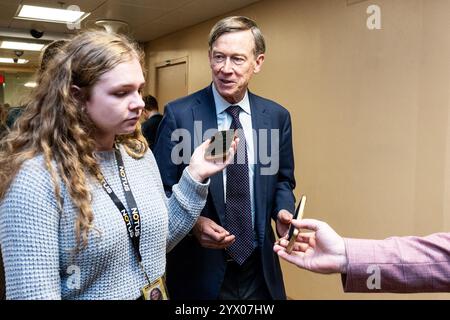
[1,41,44,51]
[0,58,29,64]
[15,4,90,24]
[24,82,37,88]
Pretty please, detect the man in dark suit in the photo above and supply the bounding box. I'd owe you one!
[141,95,162,150]
[154,16,296,300]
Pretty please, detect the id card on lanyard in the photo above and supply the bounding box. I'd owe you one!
[99,143,169,300]
[141,276,169,300]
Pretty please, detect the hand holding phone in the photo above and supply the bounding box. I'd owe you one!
[286,195,307,254]
[204,129,236,161]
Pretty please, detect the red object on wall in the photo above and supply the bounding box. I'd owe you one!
[0,74,4,84]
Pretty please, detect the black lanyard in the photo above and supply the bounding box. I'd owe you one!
[99,144,143,263]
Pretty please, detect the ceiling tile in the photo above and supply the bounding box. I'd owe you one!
[0,0,20,4]
[154,0,260,27]
[133,22,182,41]
[0,2,20,28]
[87,1,167,29]
[0,0,263,44]
[115,0,193,11]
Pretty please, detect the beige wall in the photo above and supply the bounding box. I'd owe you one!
[145,0,450,299]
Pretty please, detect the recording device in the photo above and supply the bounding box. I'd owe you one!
[204,129,235,161]
[286,194,307,254]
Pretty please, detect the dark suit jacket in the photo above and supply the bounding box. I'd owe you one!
[141,113,163,150]
[154,85,296,299]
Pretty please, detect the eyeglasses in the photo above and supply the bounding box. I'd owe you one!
[211,54,246,67]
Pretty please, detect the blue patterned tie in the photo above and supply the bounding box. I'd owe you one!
[225,105,253,265]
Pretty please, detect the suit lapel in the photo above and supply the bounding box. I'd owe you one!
[191,85,226,225]
[249,92,271,245]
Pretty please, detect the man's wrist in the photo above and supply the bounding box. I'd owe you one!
[339,239,349,274]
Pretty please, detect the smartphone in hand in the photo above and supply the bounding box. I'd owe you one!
[286,195,307,254]
[204,129,236,161]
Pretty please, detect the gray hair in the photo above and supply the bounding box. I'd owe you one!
[208,16,266,56]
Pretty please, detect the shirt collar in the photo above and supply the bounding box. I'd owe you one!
[212,83,251,116]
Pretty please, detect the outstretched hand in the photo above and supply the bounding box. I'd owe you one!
[273,218,348,274]
[187,137,238,183]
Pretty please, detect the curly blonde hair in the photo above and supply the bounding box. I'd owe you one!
[0,30,148,249]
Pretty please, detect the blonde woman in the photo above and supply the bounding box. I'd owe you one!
[0,30,236,300]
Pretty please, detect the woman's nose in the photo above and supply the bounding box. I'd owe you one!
[131,92,145,110]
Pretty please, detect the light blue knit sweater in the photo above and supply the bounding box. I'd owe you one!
[0,145,209,300]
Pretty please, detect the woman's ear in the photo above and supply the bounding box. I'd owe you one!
[70,85,85,102]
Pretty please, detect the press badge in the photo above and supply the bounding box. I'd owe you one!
[141,276,169,300]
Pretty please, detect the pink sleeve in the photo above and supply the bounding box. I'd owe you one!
[342,233,450,293]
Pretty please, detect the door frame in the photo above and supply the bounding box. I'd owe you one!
[149,56,189,100]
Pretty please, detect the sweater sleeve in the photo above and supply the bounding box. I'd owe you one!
[166,167,209,252]
[0,158,62,299]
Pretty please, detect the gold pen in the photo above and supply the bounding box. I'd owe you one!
[286,195,306,254]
